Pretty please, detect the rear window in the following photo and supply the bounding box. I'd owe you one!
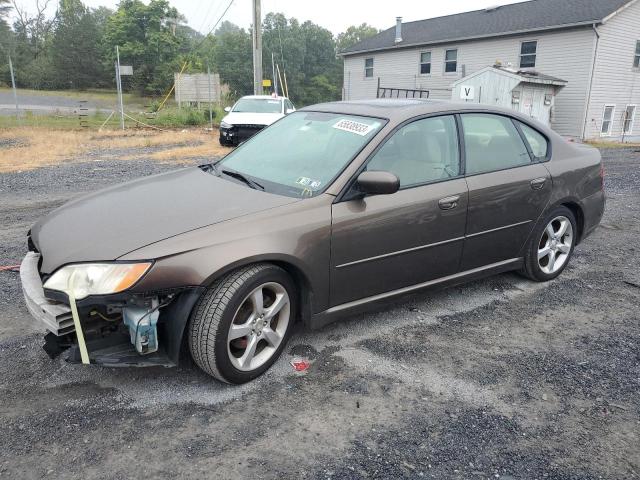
[518,122,549,160]
[461,114,531,175]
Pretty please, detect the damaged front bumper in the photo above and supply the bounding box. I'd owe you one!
[219,124,266,145]
[20,252,204,367]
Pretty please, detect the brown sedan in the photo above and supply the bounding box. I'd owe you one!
[21,100,605,383]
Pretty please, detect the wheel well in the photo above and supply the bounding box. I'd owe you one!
[562,202,585,244]
[270,261,313,326]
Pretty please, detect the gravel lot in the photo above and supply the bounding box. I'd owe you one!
[0,145,638,479]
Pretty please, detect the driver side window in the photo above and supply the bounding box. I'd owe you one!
[366,115,460,188]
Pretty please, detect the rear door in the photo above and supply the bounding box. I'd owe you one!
[460,113,552,270]
[330,115,468,306]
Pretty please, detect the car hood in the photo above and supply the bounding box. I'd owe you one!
[222,112,283,126]
[32,167,298,274]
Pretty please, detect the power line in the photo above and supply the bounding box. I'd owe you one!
[196,0,222,37]
[202,0,234,39]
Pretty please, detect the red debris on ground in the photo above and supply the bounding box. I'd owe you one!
[0,265,20,272]
[290,358,311,373]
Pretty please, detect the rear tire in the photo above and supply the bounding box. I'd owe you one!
[188,264,296,384]
[520,206,577,282]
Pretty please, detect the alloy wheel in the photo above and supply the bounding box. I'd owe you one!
[538,216,573,275]
[227,282,290,372]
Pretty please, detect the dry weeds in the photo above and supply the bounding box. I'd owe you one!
[0,127,231,173]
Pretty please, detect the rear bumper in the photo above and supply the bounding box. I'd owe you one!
[580,189,606,242]
[20,252,74,336]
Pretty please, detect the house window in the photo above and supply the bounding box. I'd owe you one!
[445,49,458,73]
[601,105,616,136]
[624,105,636,134]
[634,41,640,68]
[365,58,374,78]
[520,41,537,68]
[420,52,432,74]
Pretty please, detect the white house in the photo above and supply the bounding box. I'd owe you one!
[340,0,640,141]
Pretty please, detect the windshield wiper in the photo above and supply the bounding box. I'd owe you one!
[221,169,264,190]
[200,163,221,176]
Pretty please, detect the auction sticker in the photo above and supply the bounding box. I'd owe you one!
[333,119,377,136]
[296,177,322,190]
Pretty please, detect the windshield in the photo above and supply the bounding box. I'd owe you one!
[232,98,283,114]
[218,111,385,198]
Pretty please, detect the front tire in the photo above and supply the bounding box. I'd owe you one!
[520,206,577,282]
[188,264,296,384]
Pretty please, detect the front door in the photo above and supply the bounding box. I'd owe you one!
[459,113,552,270]
[330,115,468,306]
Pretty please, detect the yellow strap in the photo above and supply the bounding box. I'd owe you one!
[157,61,189,112]
[68,273,90,364]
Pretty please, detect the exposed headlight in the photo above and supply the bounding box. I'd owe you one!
[220,121,232,129]
[44,262,152,300]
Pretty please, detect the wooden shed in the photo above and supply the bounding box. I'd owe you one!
[452,66,567,126]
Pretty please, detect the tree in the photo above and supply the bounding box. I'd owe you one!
[0,0,14,86]
[0,0,10,22]
[11,0,55,58]
[11,0,56,87]
[261,13,341,105]
[0,0,12,50]
[50,0,108,89]
[102,0,186,95]
[336,23,379,53]
[211,21,252,98]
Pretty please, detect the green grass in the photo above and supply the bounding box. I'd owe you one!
[0,106,224,130]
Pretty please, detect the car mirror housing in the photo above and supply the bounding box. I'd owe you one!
[356,171,400,196]
[286,108,295,114]
[224,106,232,113]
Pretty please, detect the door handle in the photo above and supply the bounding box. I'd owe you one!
[438,195,460,210]
[530,178,547,190]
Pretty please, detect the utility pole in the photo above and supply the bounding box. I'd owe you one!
[8,55,19,120]
[207,63,213,129]
[115,46,125,130]
[252,0,263,95]
[271,51,278,96]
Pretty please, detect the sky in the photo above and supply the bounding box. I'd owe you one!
[18,0,528,35]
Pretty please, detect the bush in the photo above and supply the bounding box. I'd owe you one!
[151,107,209,127]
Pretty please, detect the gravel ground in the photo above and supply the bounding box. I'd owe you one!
[0,147,638,479]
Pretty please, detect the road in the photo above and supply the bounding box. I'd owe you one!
[0,90,111,116]
[0,144,638,479]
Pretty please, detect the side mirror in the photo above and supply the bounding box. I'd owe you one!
[355,171,400,196]
[286,108,295,114]
[224,106,232,113]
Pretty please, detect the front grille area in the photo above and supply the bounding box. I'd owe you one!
[235,124,265,139]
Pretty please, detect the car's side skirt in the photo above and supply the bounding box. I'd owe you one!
[309,258,523,330]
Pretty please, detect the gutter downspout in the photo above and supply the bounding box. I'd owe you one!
[582,23,600,141]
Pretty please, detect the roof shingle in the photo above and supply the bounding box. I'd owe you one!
[341,0,633,55]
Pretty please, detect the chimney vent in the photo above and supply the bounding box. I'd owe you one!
[395,17,403,43]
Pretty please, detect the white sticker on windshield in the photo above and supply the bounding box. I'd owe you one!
[333,119,377,136]
[296,177,322,190]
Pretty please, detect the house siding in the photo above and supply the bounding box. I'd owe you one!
[584,0,640,140]
[343,28,596,137]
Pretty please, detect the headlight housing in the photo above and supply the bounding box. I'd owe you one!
[220,121,232,129]
[44,262,152,300]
